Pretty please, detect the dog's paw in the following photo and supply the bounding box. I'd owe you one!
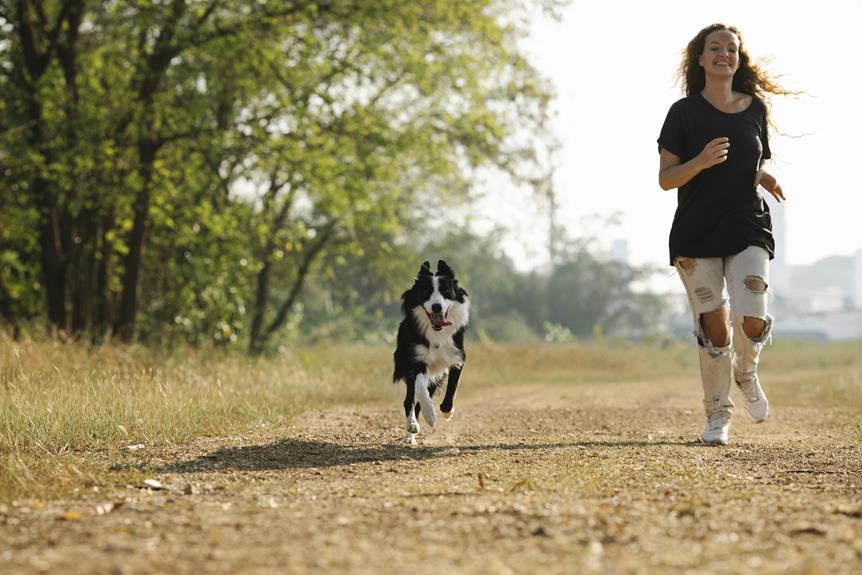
[441,407,456,421]
[403,432,417,446]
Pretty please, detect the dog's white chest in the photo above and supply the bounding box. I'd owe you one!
[414,336,461,378]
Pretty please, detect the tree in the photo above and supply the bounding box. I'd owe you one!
[0,1,558,350]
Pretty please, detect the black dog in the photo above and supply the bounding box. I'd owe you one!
[393,260,470,444]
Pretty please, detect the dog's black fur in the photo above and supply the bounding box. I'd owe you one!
[393,260,470,442]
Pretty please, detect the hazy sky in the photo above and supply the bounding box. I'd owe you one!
[487,0,859,270]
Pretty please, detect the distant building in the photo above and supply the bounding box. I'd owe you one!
[764,194,859,316]
[788,255,855,313]
[772,254,861,341]
[777,310,862,341]
[766,194,791,295]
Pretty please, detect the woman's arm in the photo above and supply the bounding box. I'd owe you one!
[658,137,730,190]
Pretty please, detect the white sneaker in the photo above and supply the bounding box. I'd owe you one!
[702,413,730,445]
[736,376,769,423]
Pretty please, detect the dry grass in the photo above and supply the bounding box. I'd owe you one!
[1,333,860,503]
[0,336,384,501]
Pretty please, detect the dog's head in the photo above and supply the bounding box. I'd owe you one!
[402,260,469,333]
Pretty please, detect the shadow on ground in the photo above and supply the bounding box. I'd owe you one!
[158,437,702,474]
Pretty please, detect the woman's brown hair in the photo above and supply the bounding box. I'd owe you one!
[678,23,793,99]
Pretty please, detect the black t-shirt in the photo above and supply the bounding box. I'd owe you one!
[657,93,774,265]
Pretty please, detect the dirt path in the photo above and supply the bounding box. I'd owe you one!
[2,379,861,574]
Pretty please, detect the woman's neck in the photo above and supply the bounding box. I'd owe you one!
[701,77,735,104]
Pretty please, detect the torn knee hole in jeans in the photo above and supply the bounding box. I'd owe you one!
[745,314,774,345]
[744,275,768,294]
[694,321,730,359]
[678,258,697,275]
[694,287,714,302]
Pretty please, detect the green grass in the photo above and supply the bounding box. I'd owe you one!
[1,334,860,502]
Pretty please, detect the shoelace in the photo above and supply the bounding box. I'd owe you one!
[707,414,730,431]
[737,379,761,402]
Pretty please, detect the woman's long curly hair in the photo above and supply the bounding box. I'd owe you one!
[678,23,793,100]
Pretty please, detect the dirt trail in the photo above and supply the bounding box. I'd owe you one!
[2,380,861,574]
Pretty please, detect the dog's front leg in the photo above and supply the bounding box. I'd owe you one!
[403,375,419,444]
[440,364,463,420]
[414,371,437,429]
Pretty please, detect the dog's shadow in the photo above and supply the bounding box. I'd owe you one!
[157,437,701,474]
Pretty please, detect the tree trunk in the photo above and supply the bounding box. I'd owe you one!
[248,259,273,355]
[92,211,115,341]
[36,191,68,331]
[57,0,89,335]
[69,210,97,334]
[115,140,157,343]
[13,0,75,333]
[249,223,336,355]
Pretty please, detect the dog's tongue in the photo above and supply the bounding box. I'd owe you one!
[430,312,451,329]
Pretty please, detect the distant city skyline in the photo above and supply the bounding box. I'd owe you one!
[478,0,862,270]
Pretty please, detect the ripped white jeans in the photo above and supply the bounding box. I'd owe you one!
[674,246,773,417]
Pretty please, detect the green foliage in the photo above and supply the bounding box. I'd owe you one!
[0,200,42,320]
[0,1,670,348]
[543,322,574,343]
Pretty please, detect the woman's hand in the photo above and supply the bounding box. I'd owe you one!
[696,137,730,169]
[755,169,785,203]
[657,136,729,190]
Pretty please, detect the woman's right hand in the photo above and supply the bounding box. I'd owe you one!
[697,137,730,169]
[658,137,729,190]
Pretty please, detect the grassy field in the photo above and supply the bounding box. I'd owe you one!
[2,334,860,505]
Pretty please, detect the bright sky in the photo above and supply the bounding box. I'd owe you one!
[488,0,860,271]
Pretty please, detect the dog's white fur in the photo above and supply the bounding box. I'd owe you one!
[411,301,469,380]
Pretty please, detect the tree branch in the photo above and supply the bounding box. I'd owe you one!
[262,221,337,341]
[195,0,222,28]
[156,127,208,147]
[42,0,72,71]
[187,2,307,51]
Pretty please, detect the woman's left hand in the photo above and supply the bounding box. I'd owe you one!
[755,169,785,203]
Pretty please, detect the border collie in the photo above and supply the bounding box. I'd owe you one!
[393,260,470,444]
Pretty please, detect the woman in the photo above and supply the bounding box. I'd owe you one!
[657,24,790,445]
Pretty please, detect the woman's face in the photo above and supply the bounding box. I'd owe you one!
[698,29,741,78]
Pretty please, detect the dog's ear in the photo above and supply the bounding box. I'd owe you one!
[454,280,468,299]
[436,259,454,277]
[416,261,432,279]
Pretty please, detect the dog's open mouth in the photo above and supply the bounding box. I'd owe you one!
[425,309,452,331]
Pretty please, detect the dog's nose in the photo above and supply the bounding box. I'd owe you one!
[431,303,442,313]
